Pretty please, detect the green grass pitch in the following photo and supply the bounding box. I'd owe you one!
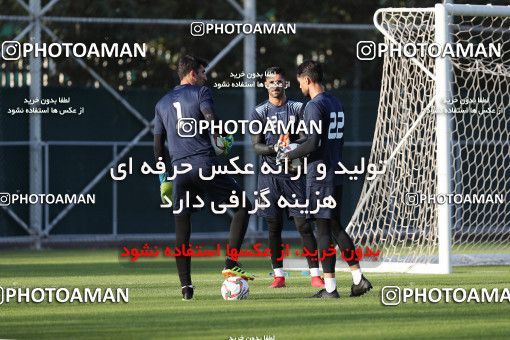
[0,249,509,339]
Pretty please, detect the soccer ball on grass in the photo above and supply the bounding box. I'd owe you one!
[221,277,249,300]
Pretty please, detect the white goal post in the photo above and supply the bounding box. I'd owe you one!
[343,4,510,274]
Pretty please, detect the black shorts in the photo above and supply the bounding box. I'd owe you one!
[305,184,343,220]
[255,174,306,219]
[172,158,242,216]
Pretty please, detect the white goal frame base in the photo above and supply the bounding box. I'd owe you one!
[284,254,510,274]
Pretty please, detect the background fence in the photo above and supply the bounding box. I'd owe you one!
[0,85,378,244]
[1,0,503,247]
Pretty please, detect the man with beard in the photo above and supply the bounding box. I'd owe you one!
[154,55,255,300]
[250,66,324,289]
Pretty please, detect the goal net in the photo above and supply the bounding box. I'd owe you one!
[346,4,510,273]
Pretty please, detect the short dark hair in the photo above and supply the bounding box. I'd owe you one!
[264,66,285,80]
[177,55,208,80]
[296,60,323,83]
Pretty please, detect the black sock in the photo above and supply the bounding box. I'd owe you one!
[175,214,192,286]
[316,218,336,273]
[327,185,358,267]
[294,216,319,269]
[228,206,251,250]
[224,257,238,269]
[224,204,252,268]
[266,218,284,269]
[331,219,359,267]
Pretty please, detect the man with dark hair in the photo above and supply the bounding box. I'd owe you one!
[280,59,372,298]
[177,55,209,80]
[250,66,324,289]
[296,60,323,83]
[153,54,255,300]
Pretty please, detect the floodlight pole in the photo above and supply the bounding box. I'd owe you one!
[243,0,258,236]
[29,0,43,249]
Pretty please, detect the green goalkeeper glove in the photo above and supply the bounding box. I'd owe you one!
[211,134,234,156]
[222,134,234,156]
[159,172,173,204]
